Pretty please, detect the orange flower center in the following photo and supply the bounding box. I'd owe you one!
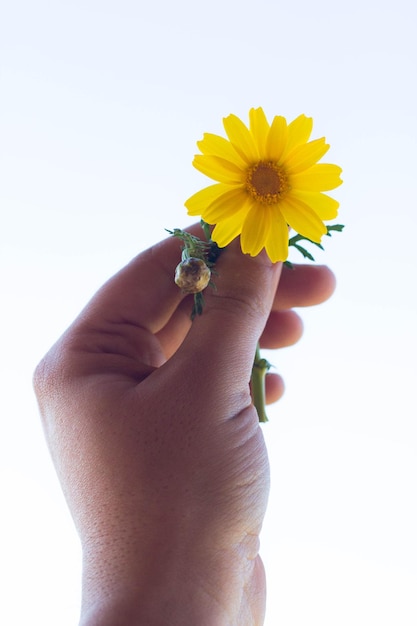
[245,161,289,205]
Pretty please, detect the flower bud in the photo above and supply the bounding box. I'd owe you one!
[174,257,211,294]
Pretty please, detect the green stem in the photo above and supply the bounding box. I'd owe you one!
[251,343,271,423]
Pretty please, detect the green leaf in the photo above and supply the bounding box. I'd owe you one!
[288,224,344,261]
[326,224,345,236]
[191,292,205,319]
[293,244,316,261]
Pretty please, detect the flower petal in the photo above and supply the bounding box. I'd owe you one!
[265,115,287,161]
[282,115,313,158]
[193,154,245,184]
[291,163,343,191]
[284,138,330,174]
[249,107,270,155]
[211,198,252,247]
[223,113,259,163]
[197,133,247,168]
[265,209,289,262]
[279,195,327,242]
[291,190,339,220]
[185,183,232,216]
[203,187,248,223]
[241,204,273,257]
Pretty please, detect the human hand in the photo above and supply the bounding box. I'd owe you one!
[34,224,335,625]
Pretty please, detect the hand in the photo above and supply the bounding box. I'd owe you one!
[34,225,335,625]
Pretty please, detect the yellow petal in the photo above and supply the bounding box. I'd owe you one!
[249,107,270,155]
[223,113,259,163]
[265,115,287,161]
[279,196,327,242]
[284,138,330,174]
[291,190,339,220]
[241,204,273,257]
[203,187,248,223]
[291,163,343,191]
[193,154,245,184]
[211,199,252,247]
[197,133,247,168]
[282,115,313,158]
[265,210,289,262]
[185,183,232,216]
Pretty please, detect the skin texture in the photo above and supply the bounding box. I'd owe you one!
[33,224,336,625]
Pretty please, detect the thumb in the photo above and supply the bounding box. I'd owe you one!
[176,240,282,397]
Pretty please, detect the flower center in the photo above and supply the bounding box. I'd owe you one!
[245,161,289,204]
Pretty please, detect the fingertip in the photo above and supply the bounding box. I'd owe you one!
[313,264,337,301]
[260,310,304,349]
[265,372,285,405]
[277,263,337,308]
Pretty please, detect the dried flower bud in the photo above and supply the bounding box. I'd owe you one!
[174,257,211,294]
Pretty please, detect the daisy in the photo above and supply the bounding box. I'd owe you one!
[185,108,343,262]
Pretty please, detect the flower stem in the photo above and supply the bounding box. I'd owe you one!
[251,343,271,423]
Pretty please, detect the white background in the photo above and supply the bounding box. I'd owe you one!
[1,0,416,624]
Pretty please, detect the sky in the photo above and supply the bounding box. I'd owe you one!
[1,0,416,624]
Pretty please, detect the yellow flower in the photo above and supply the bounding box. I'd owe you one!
[185,108,343,262]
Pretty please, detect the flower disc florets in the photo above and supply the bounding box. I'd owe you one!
[246,161,290,205]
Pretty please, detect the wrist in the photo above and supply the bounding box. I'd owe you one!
[79,586,228,626]
[79,533,264,626]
